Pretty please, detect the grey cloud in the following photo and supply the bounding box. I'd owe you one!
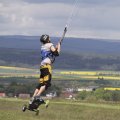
[1,0,120,6]
[0,15,7,23]
[20,0,120,6]
[1,0,120,39]
[21,0,75,4]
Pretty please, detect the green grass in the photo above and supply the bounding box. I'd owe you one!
[0,98,120,120]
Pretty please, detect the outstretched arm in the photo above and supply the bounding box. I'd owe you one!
[50,27,67,54]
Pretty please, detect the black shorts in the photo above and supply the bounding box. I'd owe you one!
[36,64,52,90]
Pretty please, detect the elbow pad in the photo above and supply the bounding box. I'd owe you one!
[52,50,59,56]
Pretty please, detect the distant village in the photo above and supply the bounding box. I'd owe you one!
[0,86,99,100]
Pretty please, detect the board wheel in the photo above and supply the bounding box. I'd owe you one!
[22,104,27,112]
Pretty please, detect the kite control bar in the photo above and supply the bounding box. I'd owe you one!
[59,27,67,45]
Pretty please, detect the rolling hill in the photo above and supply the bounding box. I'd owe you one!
[0,35,120,54]
[1,35,120,70]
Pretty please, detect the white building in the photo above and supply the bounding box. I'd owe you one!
[77,86,99,92]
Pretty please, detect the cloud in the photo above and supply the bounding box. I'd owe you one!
[21,0,120,6]
[0,0,120,40]
[0,1,72,35]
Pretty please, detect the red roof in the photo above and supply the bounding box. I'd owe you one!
[0,93,6,97]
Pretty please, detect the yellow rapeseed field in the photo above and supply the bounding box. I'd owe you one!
[0,66,32,70]
[1,66,120,80]
[104,87,120,91]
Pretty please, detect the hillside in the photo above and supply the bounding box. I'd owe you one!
[0,35,120,54]
[1,47,120,70]
[1,35,120,70]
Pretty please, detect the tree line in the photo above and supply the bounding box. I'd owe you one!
[76,88,120,102]
[1,79,120,102]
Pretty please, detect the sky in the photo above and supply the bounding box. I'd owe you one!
[0,0,120,40]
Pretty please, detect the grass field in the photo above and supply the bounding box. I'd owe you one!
[0,98,120,120]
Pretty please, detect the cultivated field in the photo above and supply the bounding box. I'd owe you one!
[1,66,120,81]
[0,98,120,120]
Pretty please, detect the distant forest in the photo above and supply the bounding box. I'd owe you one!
[1,47,120,71]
